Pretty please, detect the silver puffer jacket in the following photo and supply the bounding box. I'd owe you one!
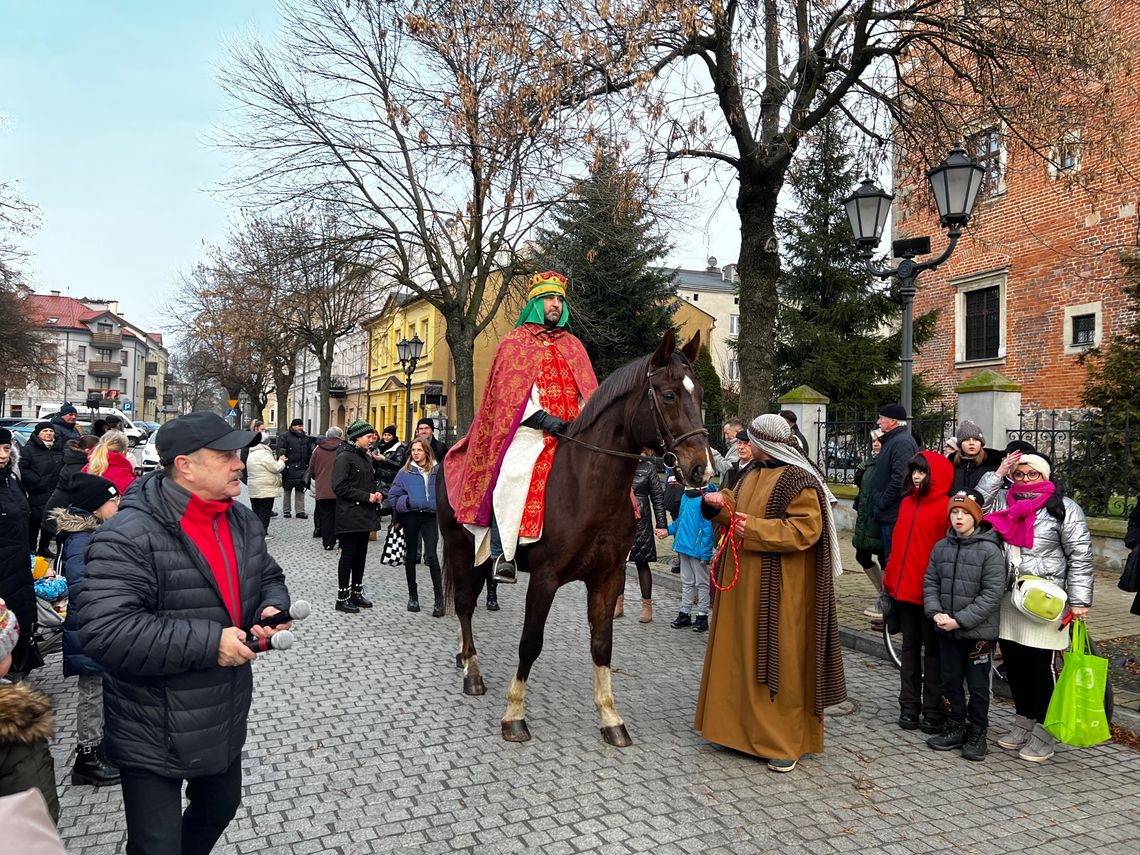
[976,472,1094,606]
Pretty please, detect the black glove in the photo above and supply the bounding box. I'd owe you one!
[521,409,570,436]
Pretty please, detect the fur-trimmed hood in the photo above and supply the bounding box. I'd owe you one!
[0,682,55,744]
[47,505,101,534]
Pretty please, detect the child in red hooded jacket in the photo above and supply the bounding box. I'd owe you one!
[882,450,954,734]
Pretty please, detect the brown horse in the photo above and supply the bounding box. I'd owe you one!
[437,330,713,746]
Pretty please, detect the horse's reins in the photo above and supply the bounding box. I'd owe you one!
[557,364,709,469]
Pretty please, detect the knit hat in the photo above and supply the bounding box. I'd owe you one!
[1018,453,1052,481]
[346,419,376,442]
[0,597,19,662]
[290,418,304,428]
[878,403,907,420]
[59,402,78,416]
[33,422,53,437]
[69,474,120,513]
[0,428,11,445]
[944,437,959,453]
[947,491,984,526]
[382,425,398,437]
[416,417,435,432]
[955,419,984,445]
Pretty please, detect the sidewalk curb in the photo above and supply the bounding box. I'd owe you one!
[634,563,1140,740]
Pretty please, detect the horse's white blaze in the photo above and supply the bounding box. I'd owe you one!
[593,665,623,728]
[503,675,527,722]
[682,376,696,395]
[703,447,715,481]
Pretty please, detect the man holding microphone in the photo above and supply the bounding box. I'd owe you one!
[78,411,291,855]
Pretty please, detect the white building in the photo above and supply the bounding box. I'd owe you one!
[671,261,740,390]
[287,326,370,435]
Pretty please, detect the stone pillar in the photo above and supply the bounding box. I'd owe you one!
[955,369,1022,450]
[777,385,830,465]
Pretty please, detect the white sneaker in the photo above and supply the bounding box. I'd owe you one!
[1018,723,1056,763]
[863,600,883,619]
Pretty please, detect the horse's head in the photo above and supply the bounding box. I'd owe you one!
[641,329,714,488]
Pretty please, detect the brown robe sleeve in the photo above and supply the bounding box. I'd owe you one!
[738,487,822,554]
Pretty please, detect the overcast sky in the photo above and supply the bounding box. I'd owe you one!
[1,2,741,334]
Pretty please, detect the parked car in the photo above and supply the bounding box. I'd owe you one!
[137,432,160,474]
[137,420,162,436]
[825,439,862,469]
[45,409,147,447]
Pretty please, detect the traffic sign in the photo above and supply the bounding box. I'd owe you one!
[226,407,240,419]
[122,402,133,412]
[228,399,239,409]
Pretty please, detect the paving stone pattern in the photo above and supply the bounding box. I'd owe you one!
[34,497,1140,854]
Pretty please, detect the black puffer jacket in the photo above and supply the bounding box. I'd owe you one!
[41,443,91,537]
[333,444,383,534]
[870,425,918,526]
[279,429,314,489]
[77,472,290,778]
[0,682,59,823]
[922,523,1006,640]
[949,447,1003,495]
[630,459,666,564]
[18,436,63,514]
[0,462,33,631]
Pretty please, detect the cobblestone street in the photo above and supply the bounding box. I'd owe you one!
[34,496,1140,854]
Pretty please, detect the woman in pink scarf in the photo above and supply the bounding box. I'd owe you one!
[977,449,1093,764]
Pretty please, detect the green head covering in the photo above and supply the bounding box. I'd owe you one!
[515,295,570,328]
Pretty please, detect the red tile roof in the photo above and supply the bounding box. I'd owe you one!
[25,294,103,330]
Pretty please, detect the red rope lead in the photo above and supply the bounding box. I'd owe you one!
[710,524,743,592]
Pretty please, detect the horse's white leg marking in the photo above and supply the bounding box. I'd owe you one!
[464,653,481,678]
[593,665,624,728]
[503,675,527,722]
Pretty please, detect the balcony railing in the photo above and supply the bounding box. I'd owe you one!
[162,394,174,406]
[328,375,349,398]
[88,360,121,377]
[144,386,157,400]
[90,332,120,348]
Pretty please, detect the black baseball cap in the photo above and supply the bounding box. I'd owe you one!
[157,412,259,465]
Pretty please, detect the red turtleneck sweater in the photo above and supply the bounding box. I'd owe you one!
[179,493,242,625]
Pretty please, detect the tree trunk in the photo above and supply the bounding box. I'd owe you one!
[445,313,478,435]
[273,370,295,436]
[316,339,334,435]
[735,170,783,419]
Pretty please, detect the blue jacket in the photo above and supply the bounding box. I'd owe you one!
[668,486,717,560]
[389,464,438,515]
[51,507,102,677]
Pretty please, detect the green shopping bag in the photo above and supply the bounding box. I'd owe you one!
[1043,619,1111,747]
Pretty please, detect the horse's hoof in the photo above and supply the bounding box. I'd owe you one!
[463,675,485,695]
[455,652,464,669]
[501,719,531,742]
[600,724,633,747]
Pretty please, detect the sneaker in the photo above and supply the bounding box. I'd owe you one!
[296,512,308,519]
[493,556,517,583]
[997,714,1035,750]
[926,721,966,751]
[962,725,988,761]
[407,596,421,613]
[767,758,797,773]
[1018,723,1056,763]
[897,713,920,731]
[283,512,292,519]
[670,611,692,629]
[692,614,709,633]
[863,600,884,619]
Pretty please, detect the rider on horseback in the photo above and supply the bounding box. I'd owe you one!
[444,270,598,579]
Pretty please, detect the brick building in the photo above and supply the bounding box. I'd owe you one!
[896,25,1140,413]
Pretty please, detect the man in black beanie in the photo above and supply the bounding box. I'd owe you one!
[279,418,314,519]
[869,403,918,567]
[415,417,448,465]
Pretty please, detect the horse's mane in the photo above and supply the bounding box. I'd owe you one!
[565,354,652,437]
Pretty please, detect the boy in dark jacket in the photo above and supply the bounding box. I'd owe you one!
[923,491,1006,761]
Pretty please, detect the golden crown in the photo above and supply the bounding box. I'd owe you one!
[527,270,568,300]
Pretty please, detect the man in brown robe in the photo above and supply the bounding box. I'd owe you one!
[694,413,847,772]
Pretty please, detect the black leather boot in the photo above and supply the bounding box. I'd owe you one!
[335,587,359,613]
[486,579,500,611]
[350,585,373,608]
[72,744,121,787]
[432,593,445,617]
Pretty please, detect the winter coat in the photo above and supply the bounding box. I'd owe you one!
[49,507,101,677]
[83,451,136,496]
[852,458,884,553]
[0,682,59,823]
[40,444,91,537]
[976,471,1094,607]
[870,425,919,526]
[332,444,383,534]
[18,436,63,515]
[882,451,955,605]
[664,478,683,522]
[306,438,343,501]
[244,443,285,500]
[389,464,438,515]
[630,458,667,563]
[372,440,405,491]
[279,429,314,489]
[923,524,1007,640]
[949,447,1003,495]
[667,486,717,561]
[77,472,290,778]
[50,415,81,445]
[0,462,33,632]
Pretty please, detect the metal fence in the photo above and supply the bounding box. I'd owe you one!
[1007,409,1138,518]
[816,408,957,485]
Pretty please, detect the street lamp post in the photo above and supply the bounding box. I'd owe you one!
[843,145,985,419]
[396,333,425,440]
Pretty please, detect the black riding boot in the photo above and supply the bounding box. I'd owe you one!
[486,578,500,611]
[336,587,359,613]
[72,743,121,787]
[350,585,373,608]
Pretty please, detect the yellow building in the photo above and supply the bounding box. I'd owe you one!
[672,298,715,354]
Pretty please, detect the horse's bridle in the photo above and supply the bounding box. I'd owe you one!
[559,363,709,469]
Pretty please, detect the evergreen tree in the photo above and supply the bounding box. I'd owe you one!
[692,344,724,444]
[774,114,939,416]
[541,150,677,379]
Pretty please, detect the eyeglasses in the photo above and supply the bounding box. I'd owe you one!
[1011,470,1044,482]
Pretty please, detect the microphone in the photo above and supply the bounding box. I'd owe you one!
[256,600,311,629]
[244,629,295,654]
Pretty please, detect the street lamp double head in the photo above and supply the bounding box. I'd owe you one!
[397,333,424,441]
[842,144,985,419]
